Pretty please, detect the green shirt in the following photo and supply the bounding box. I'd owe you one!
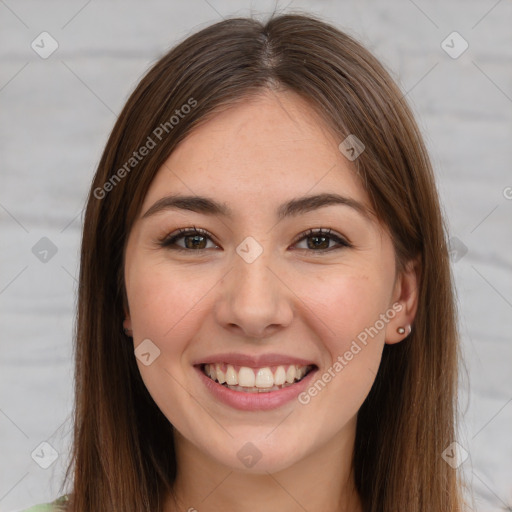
[18,495,69,512]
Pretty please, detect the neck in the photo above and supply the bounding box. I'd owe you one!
[164,418,363,512]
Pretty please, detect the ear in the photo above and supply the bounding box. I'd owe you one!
[385,256,420,345]
[123,314,132,332]
[122,294,132,333]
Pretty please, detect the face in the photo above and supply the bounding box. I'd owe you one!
[123,89,417,474]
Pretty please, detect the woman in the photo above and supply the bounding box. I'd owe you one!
[22,11,467,512]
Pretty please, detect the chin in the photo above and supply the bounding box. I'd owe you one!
[215,435,308,474]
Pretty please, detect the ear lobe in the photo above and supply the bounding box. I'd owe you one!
[385,256,421,345]
[122,300,132,333]
[123,316,132,330]
[123,315,133,337]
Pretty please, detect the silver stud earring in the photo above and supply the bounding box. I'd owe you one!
[397,326,406,335]
[123,327,133,337]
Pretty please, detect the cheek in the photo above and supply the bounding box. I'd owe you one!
[126,261,211,430]
[126,258,211,342]
[294,269,392,411]
[302,270,392,351]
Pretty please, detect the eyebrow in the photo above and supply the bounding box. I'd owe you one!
[142,192,373,222]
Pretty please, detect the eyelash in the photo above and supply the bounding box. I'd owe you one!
[157,226,352,254]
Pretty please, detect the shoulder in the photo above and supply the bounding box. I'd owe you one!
[16,495,70,512]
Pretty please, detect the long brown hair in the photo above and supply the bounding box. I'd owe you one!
[62,11,466,511]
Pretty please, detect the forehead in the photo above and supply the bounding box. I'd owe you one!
[142,90,371,216]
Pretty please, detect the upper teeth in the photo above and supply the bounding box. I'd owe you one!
[204,363,311,388]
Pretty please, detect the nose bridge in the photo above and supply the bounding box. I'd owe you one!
[233,236,278,310]
[235,240,274,297]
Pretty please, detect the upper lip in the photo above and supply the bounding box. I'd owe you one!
[193,352,317,368]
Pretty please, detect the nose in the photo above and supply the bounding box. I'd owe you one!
[214,247,294,339]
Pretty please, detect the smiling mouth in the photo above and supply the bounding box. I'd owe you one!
[200,362,316,393]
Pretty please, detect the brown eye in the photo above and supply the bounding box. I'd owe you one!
[293,228,352,252]
[159,227,217,251]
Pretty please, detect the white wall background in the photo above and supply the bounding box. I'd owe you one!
[1,1,511,510]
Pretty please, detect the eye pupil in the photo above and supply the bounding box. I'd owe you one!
[186,235,206,249]
[308,235,329,250]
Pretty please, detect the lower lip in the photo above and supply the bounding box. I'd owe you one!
[194,365,318,411]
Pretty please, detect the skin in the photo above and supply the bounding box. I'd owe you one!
[123,89,419,512]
